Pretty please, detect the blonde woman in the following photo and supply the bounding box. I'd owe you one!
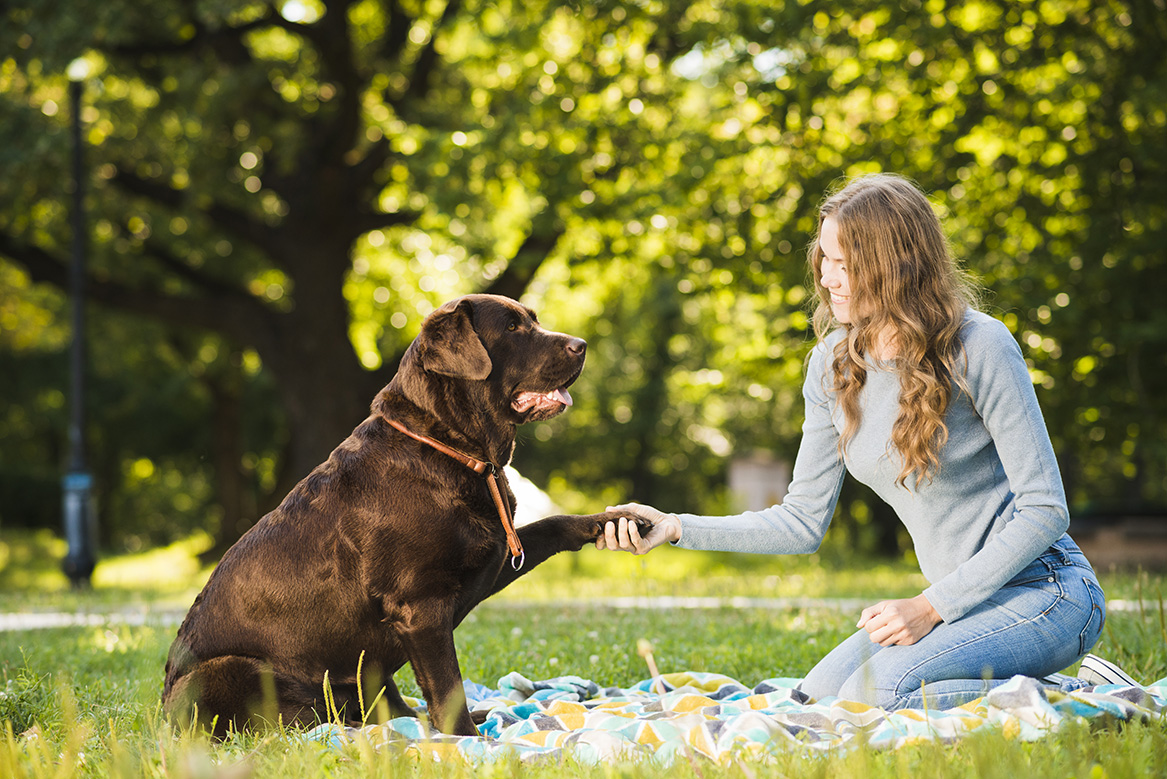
[599,173,1139,708]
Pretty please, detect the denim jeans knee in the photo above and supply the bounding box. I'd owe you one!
[800,539,1105,710]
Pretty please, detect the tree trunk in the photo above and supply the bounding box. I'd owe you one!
[227,234,387,538]
[206,369,248,558]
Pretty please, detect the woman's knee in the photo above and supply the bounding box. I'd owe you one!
[799,663,842,701]
[799,630,881,702]
[836,664,911,708]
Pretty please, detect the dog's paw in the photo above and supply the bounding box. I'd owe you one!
[585,510,654,542]
[543,511,656,551]
[553,512,616,549]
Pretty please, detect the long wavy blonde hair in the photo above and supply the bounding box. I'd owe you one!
[809,173,980,489]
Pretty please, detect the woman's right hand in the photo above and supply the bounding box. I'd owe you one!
[596,502,682,555]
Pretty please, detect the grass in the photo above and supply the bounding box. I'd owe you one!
[1,530,1165,777]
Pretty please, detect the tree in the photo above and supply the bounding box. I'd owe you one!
[511,0,1167,544]
[2,0,809,549]
[2,0,1164,559]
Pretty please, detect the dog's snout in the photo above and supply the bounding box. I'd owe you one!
[566,337,586,356]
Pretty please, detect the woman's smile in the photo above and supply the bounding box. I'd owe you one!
[818,216,852,323]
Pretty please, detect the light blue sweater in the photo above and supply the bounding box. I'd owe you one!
[676,310,1072,623]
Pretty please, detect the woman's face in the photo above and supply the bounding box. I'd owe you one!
[818,216,852,324]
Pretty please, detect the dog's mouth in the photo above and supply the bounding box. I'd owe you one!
[510,386,573,414]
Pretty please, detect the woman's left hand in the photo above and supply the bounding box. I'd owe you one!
[857,594,942,646]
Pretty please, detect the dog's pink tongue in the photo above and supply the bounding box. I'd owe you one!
[552,388,573,407]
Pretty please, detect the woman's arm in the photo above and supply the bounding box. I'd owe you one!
[601,342,848,556]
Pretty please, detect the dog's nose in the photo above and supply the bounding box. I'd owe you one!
[566,337,587,356]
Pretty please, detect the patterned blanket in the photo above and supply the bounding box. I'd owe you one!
[305,672,1167,764]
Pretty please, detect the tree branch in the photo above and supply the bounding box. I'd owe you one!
[406,0,463,102]
[348,209,422,237]
[110,9,279,62]
[381,0,414,62]
[0,232,68,289]
[346,136,393,191]
[138,235,254,301]
[0,230,276,350]
[110,167,280,257]
[481,221,564,301]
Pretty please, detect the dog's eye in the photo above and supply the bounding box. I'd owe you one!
[507,322,518,332]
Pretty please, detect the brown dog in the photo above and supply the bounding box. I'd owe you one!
[162,294,635,738]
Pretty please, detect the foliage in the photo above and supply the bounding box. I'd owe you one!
[1,0,1165,556]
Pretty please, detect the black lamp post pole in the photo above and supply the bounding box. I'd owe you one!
[62,74,96,587]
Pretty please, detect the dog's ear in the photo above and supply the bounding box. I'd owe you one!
[419,299,492,380]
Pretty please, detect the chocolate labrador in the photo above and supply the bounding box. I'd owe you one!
[162,294,637,738]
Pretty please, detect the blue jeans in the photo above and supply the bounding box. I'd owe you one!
[800,535,1106,710]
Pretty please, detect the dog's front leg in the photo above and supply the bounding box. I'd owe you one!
[487,510,641,595]
[390,604,477,736]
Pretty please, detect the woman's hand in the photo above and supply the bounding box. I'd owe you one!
[857,593,942,646]
[596,503,681,555]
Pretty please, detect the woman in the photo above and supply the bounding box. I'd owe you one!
[598,173,1139,709]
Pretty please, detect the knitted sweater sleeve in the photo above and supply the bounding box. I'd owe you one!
[674,342,847,554]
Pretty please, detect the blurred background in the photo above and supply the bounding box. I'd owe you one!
[1,0,1164,589]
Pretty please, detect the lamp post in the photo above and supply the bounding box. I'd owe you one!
[62,58,96,587]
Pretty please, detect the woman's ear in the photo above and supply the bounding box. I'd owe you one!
[418,298,492,380]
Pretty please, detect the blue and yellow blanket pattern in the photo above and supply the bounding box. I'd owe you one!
[307,672,1167,764]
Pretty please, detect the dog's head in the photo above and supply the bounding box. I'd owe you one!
[395,294,586,425]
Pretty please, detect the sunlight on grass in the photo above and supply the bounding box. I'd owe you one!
[0,531,214,612]
[3,529,1161,612]
[0,530,69,592]
[91,531,214,593]
[0,529,931,609]
[499,544,930,602]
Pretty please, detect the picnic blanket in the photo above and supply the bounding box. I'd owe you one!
[305,671,1167,764]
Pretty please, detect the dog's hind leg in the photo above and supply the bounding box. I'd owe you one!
[163,655,281,739]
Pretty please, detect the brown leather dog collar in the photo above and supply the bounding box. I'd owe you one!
[384,417,525,570]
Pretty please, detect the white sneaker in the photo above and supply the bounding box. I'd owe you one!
[1077,654,1141,687]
